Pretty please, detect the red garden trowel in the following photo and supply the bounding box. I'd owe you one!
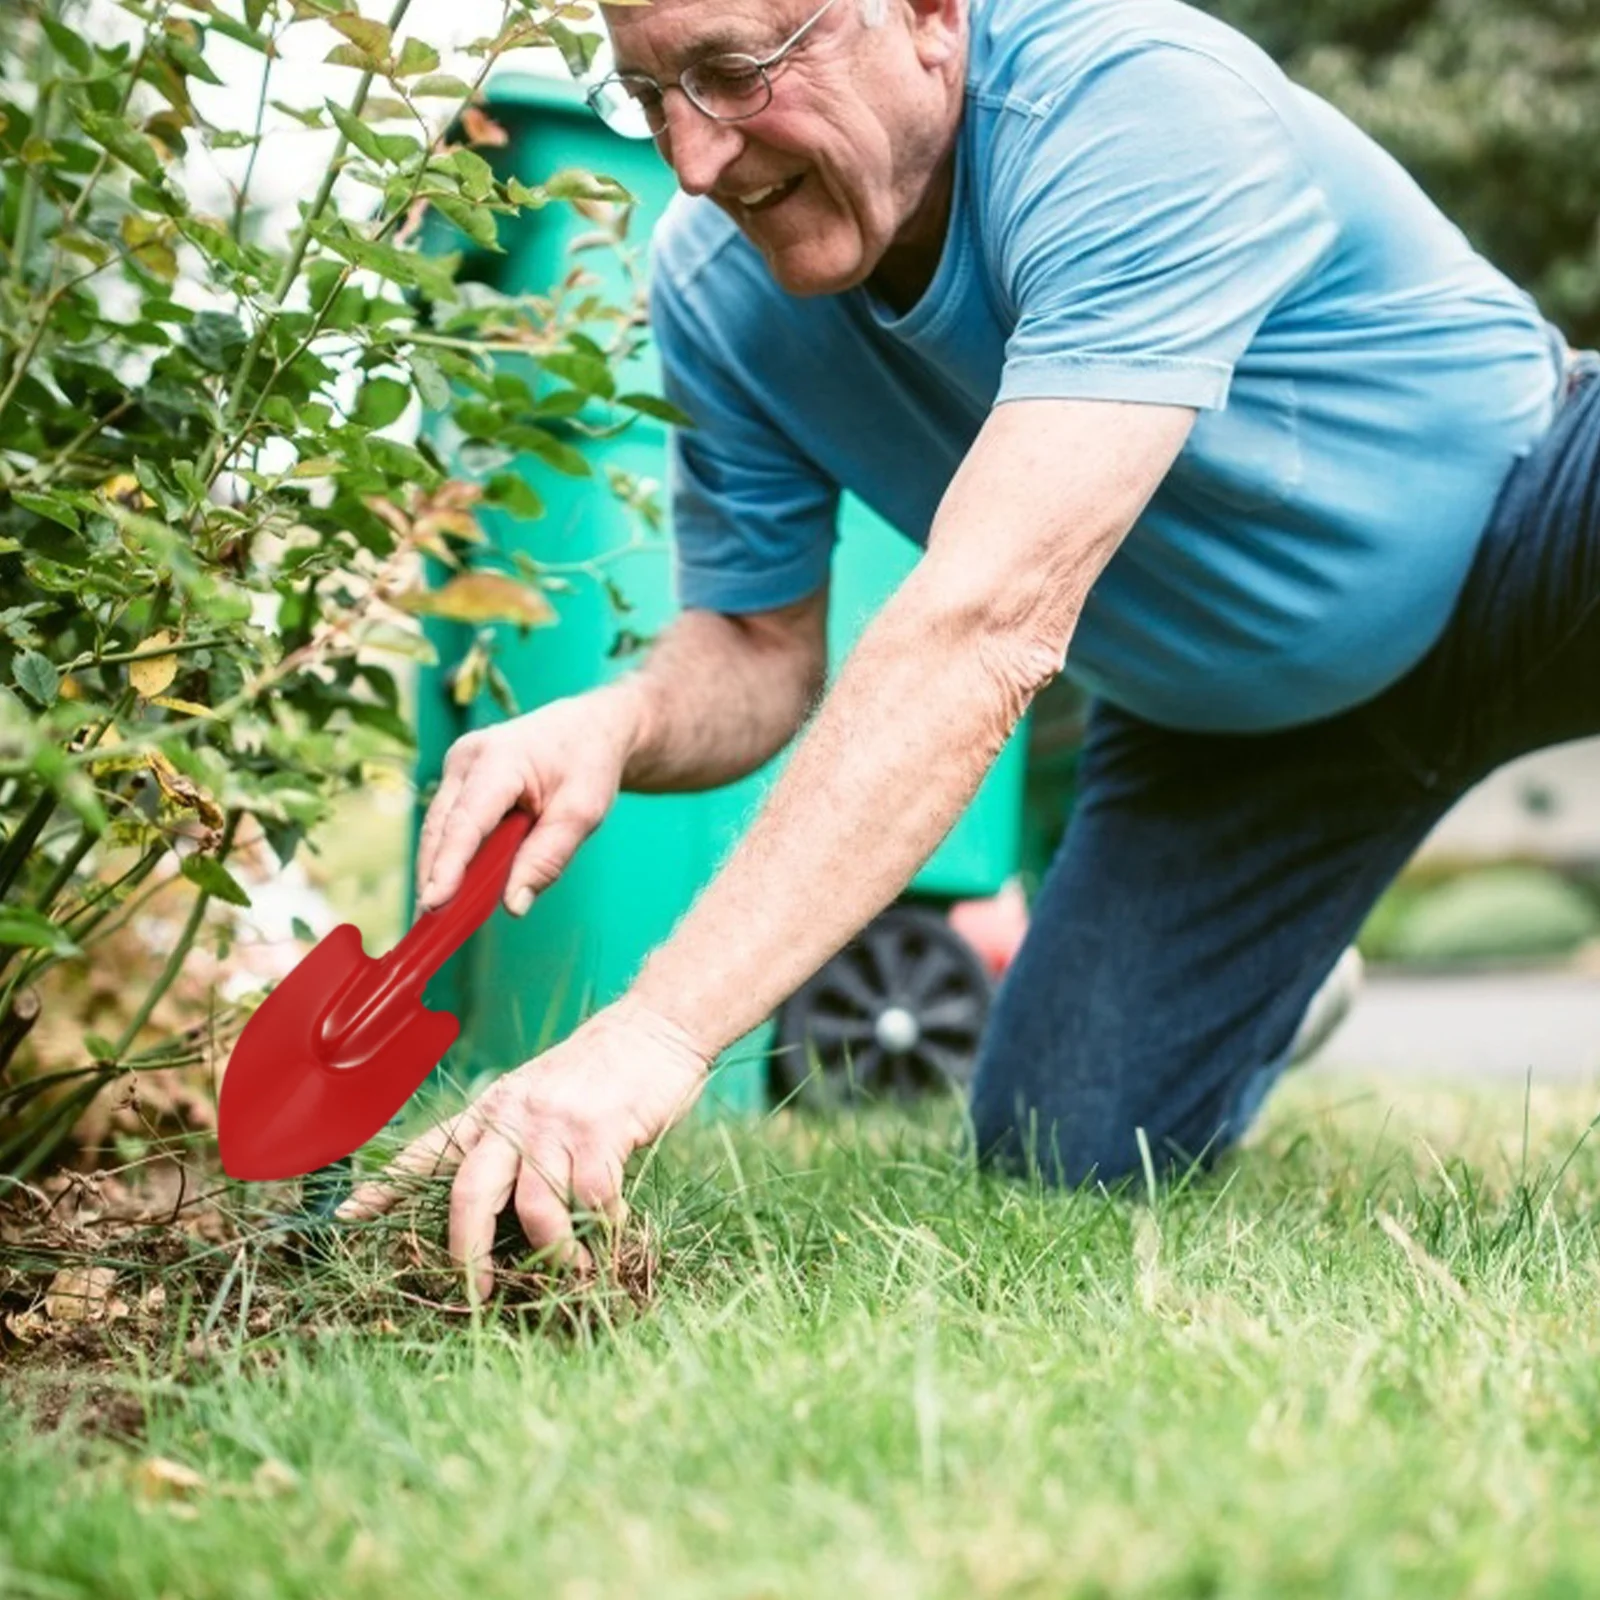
[218,810,533,1181]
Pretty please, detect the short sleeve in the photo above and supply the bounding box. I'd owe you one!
[993,44,1340,411]
[649,265,840,614]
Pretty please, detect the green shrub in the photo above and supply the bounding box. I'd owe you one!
[0,0,665,1177]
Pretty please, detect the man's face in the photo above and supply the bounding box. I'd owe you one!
[603,0,959,297]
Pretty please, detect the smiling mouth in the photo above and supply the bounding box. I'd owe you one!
[734,174,805,214]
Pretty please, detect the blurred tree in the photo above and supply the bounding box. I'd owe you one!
[1202,0,1600,345]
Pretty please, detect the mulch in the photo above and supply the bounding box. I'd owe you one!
[1,1154,662,1439]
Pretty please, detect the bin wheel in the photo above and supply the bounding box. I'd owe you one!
[771,904,992,1106]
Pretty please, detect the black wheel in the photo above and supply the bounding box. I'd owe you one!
[772,904,992,1106]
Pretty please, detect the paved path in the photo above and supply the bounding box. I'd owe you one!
[1313,970,1600,1083]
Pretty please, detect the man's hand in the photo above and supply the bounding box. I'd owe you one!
[417,682,644,918]
[338,999,711,1299]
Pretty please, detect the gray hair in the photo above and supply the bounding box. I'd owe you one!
[858,0,888,23]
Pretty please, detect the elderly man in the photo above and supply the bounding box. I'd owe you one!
[347,0,1600,1294]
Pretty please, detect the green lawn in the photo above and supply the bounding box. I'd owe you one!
[5,1076,1600,1599]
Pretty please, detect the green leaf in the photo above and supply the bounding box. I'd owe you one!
[40,15,93,74]
[542,351,615,400]
[79,109,163,181]
[271,99,327,129]
[183,310,248,371]
[429,192,499,250]
[206,10,276,55]
[410,74,472,98]
[11,490,82,532]
[411,354,451,410]
[180,853,252,907]
[503,425,592,478]
[0,907,82,959]
[13,650,60,708]
[163,30,224,86]
[84,1033,118,1061]
[618,392,694,426]
[328,99,389,165]
[448,148,496,201]
[393,37,440,78]
[355,375,412,429]
[532,389,588,421]
[485,473,545,520]
[543,168,632,204]
[291,916,316,942]
[505,177,547,209]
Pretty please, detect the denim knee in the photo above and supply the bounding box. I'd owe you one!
[968,1075,1140,1190]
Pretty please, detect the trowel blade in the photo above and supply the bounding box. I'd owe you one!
[218,923,459,1181]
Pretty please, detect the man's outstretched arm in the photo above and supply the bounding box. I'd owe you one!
[630,395,1196,1049]
[345,396,1195,1294]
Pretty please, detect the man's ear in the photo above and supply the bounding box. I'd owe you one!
[904,0,963,70]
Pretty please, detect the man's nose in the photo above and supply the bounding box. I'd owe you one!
[657,92,744,196]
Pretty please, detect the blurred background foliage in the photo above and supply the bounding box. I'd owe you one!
[1204,0,1600,346]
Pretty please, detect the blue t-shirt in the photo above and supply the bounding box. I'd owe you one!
[648,0,1565,732]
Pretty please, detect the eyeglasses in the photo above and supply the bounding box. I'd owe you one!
[585,0,845,140]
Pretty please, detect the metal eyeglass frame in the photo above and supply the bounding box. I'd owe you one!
[584,0,847,139]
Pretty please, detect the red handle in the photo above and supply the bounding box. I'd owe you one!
[316,809,534,1063]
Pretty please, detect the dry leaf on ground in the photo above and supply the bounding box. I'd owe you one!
[44,1266,118,1324]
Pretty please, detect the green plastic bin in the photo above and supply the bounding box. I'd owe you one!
[411,73,1030,1111]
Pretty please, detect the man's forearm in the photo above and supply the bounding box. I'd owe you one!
[607,604,824,794]
[630,566,1063,1058]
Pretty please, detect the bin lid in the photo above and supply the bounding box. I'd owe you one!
[481,69,591,119]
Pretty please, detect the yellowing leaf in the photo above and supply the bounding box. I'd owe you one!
[100,473,149,509]
[327,11,392,60]
[45,1266,118,1324]
[121,214,179,282]
[150,749,225,831]
[134,1457,206,1501]
[150,694,216,719]
[129,631,181,698]
[414,509,484,543]
[461,106,508,147]
[324,42,377,69]
[393,572,556,629]
[251,1459,300,1497]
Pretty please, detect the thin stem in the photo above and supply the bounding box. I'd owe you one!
[9,80,55,292]
[113,807,241,1060]
[231,16,281,242]
[0,788,59,907]
[0,257,117,431]
[20,396,133,488]
[67,632,234,671]
[202,0,415,486]
[31,822,97,915]
[57,841,167,941]
[0,838,166,1025]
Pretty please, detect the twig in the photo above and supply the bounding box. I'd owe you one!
[202,0,417,487]
[112,809,242,1060]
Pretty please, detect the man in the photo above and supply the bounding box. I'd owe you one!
[345,0,1600,1296]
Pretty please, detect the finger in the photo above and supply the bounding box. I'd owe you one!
[336,1102,488,1220]
[415,743,479,897]
[450,1117,524,1301]
[503,810,599,916]
[421,761,526,911]
[570,1147,627,1228]
[513,1139,592,1276]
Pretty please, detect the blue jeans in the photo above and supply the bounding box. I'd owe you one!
[970,351,1600,1187]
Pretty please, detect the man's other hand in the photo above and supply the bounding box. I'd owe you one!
[416,683,644,919]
